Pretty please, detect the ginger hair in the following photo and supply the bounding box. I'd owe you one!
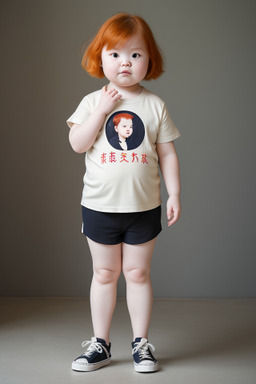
[113,113,134,127]
[81,13,164,80]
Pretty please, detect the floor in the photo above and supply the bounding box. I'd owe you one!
[0,298,256,384]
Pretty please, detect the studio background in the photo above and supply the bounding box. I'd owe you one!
[1,0,255,298]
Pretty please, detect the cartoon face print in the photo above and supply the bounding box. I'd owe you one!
[106,111,145,151]
[113,114,133,150]
[115,117,133,140]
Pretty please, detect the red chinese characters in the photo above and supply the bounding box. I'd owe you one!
[100,152,148,164]
[120,153,129,163]
[101,153,107,164]
[109,152,117,163]
[141,153,148,164]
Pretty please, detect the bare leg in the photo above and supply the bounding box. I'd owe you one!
[122,238,156,340]
[87,238,122,345]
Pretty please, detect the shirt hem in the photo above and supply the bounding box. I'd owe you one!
[81,200,162,213]
[156,133,180,143]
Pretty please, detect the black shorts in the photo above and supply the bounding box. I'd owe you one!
[81,206,162,245]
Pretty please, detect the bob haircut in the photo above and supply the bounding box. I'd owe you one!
[81,13,164,80]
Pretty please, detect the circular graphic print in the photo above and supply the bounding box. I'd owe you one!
[105,110,145,151]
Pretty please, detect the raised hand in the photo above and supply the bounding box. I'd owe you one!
[97,86,122,116]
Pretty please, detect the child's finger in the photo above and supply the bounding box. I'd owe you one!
[107,88,122,101]
[167,210,178,226]
[167,210,174,224]
[108,88,118,95]
[113,93,122,101]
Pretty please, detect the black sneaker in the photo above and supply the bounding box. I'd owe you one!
[132,337,159,372]
[72,337,111,372]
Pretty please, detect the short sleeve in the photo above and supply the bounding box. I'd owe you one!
[66,96,91,129]
[156,103,180,143]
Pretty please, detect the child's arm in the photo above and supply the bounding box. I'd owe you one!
[69,86,122,153]
[156,141,181,226]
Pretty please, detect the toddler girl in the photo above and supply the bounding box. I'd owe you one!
[67,13,181,373]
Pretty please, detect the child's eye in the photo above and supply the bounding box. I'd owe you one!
[111,53,119,58]
[132,53,141,58]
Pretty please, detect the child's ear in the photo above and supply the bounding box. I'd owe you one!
[114,125,118,132]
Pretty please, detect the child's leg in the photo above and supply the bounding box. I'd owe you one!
[87,238,122,345]
[122,238,156,340]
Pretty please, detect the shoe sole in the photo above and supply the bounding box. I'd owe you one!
[72,357,111,372]
[134,362,159,373]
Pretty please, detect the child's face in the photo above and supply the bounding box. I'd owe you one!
[101,33,149,89]
[114,118,133,139]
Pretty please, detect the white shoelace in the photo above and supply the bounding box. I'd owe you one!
[132,338,156,359]
[80,338,110,358]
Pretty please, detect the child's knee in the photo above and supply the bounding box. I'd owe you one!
[94,267,120,285]
[123,267,150,284]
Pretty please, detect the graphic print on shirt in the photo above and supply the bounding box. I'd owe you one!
[105,110,145,151]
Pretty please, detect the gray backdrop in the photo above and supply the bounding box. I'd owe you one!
[1,0,255,297]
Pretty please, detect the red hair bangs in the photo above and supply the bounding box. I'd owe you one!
[81,13,164,80]
[113,113,134,127]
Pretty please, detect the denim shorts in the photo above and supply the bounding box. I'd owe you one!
[81,205,162,245]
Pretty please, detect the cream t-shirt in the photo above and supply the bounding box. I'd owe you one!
[67,87,180,212]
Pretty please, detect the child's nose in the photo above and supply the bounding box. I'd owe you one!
[121,59,131,67]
